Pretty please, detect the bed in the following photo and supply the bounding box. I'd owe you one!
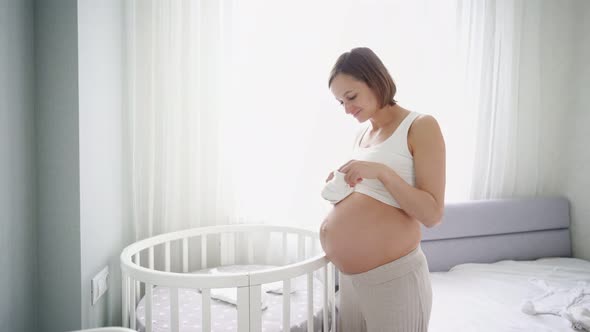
[420,196,590,332]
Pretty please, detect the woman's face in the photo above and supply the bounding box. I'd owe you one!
[330,73,380,122]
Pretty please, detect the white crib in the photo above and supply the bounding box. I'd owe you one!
[120,224,336,332]
[71,328,136,332]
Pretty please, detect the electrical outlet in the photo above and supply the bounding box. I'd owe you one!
[91,266,109,305]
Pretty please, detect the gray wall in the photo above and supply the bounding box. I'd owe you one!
[0,0,38,331]
[34,0,130,330]
[35,0,129,330]
[78,0,129,328]
[35,0,82,331]
[566,1,590,261]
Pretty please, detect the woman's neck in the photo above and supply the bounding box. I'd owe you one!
[368,104,403,130]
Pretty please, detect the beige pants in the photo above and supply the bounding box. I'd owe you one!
[337,245,432,332]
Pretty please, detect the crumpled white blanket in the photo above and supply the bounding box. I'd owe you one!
[521,279,590,331]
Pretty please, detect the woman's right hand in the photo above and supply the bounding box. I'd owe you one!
[325,171,334,183]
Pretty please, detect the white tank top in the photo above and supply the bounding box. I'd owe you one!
[350,111,421,208]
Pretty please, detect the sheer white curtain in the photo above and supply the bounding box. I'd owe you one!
[460,1,553,199]
[125,0,478,239]
[125,0,238,240]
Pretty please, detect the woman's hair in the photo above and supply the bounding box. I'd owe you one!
[328,47,397,107]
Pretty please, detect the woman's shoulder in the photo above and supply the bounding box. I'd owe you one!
[409,113,441,134]
[408,113,444,150]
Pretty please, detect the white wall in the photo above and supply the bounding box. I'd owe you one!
[78,0,129,328]
[0,0,38,331]
[537,1,579,196]
[564,0,590,260]
[531,1,590,260]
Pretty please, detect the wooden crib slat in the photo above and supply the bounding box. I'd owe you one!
[248,234,254,264]
[229,232,235,265]
[283,279,291,332]
[134,254,141,304]
[165,241,171,272]
[307,272,314,332]
[249,285,262,331]
[221,232,235,265]
[237,286,249,332]
[201,235,207,269]
[298,234,305,261]
[146,283,153,332]
[149,246,154,269]
[282,233,288,265]
[130,277,136,330]
[221,233,226,265]
[264,231,271,265]
[122,273,128,327]
[329,263,336,331]
[182,238,188,273]
[323,266,328,332]
[170,287,179,332]
[202,288,211,332]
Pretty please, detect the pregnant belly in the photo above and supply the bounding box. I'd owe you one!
[319,192,421,274]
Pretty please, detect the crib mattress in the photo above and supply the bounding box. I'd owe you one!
[135,268,332,332]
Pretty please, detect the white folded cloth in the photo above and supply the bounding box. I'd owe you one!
[321,170,354,204]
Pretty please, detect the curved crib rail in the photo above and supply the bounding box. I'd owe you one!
[120,224,336,332]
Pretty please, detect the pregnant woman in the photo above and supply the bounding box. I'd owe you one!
[319,47,446,332]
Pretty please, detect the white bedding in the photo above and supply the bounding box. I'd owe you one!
[429,257,590,332]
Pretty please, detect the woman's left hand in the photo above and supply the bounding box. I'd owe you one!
[338,160,386,187]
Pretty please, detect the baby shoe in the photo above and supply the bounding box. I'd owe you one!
[321,170,355,204]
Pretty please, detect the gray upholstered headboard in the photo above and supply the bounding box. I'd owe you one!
[421,196,572,272]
